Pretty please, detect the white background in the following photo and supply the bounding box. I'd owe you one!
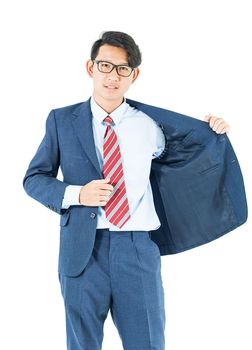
[0,0,251,349]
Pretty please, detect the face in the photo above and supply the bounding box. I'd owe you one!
[86,44,139,108]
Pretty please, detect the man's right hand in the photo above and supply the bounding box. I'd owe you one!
[79,178,114,206]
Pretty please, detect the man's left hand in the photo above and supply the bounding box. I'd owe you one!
[204,114,230,134]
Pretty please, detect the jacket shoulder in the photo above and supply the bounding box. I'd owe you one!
[126,98,204,124]
[48,99,90,126]
[52,101,85,116]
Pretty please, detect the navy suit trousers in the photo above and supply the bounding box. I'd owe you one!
[58,229,166,350]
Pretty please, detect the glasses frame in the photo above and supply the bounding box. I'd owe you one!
[93,60,134,77]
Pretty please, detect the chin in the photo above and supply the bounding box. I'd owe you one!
[103,92,123,101]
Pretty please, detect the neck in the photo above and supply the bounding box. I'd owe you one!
[92,94,124,114]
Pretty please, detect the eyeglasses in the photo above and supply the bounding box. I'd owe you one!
[93,60,134,77]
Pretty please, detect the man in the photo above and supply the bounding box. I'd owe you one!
[23,31,247,350]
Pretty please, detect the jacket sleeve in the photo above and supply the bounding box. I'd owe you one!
[23,110,68,214]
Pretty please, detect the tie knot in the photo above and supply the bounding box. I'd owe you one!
[103,115,113,126]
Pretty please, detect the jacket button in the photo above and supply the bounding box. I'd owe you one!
[90,213,96,219]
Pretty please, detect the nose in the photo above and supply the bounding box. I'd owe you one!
[107,67,120,81]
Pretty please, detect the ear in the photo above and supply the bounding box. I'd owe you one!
[86,59,94,78]
[131,67,140,84]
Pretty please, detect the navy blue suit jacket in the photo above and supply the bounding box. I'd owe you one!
[23,98,248,277]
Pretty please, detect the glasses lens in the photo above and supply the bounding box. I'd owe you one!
[117,65,132,77]
[98,61,113,73]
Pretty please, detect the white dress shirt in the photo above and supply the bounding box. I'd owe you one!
[62,96,166,231]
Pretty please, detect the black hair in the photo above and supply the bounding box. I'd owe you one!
[90,31,142,68]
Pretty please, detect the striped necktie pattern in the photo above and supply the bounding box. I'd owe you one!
[102,115,131,228]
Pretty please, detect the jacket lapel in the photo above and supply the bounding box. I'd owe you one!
[71,99,102,177]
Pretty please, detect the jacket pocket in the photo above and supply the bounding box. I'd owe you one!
[199,163,220,175]
[60,210,70,227]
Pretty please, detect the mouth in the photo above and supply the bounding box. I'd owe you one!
[104,85,119,90]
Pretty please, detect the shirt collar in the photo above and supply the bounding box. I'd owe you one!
[90,96,128,126]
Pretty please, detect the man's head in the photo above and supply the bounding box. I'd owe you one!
[90,31,142,68]
[86,31,141,111]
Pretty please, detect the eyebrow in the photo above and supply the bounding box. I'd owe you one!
[98,59,129,66]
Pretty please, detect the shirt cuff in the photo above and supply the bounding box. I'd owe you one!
[61,185,82,209]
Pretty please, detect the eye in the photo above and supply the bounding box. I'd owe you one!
[120,66,129,71]
[101,62,111,69]
[98,61,113,72]
[118,66,131,73]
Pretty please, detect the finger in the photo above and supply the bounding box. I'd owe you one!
[100,184,114,191]
[99,190,110,196]
[225,125,230,133]
[96,195,109,203]
[100,189,113,196]
[97,178,110,183]
[214,121,226,133]
[103,178,114,190]
[218,124,230,134]
[204,113,212,122]
[210,117,223,130]
[208,116,217,128]
[98,194,110,201]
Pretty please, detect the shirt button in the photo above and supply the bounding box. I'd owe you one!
[90,213,96,219]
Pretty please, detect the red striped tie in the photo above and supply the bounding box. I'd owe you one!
[102,115,131,228]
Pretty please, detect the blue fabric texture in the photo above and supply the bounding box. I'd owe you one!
[59,229,165,350]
